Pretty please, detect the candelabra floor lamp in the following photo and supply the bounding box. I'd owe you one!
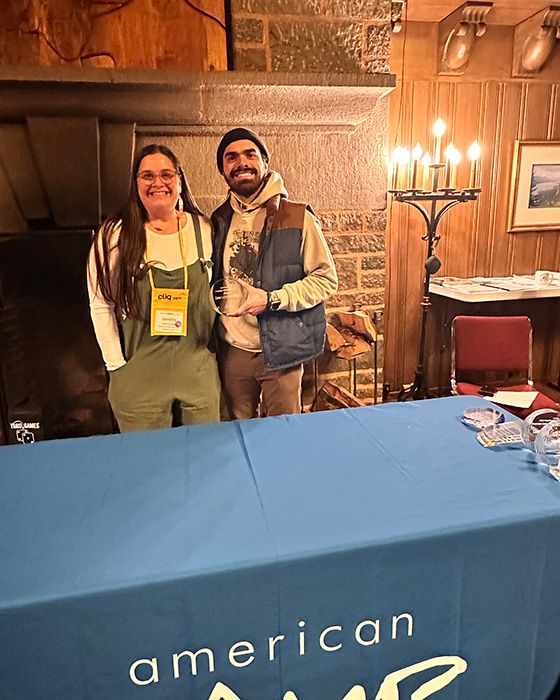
[390,165,481,401]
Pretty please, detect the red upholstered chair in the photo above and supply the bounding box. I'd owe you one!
[451,315,559,419]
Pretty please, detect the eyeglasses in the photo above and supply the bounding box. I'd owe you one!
[136,169,178,184]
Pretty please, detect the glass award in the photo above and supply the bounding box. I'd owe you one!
[461,406,505,431]
[477,421,523,447]
[210,277,248,316]
[534,419,560,467]
[521,408,560,451]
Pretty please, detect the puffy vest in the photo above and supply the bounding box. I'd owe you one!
[211,195,326,371]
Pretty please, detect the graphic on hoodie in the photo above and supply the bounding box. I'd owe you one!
[228,228,260,283]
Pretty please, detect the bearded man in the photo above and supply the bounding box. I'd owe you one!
[211,127,338,420]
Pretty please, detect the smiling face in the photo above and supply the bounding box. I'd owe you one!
[222,139,269,200]
[136,152,181,219]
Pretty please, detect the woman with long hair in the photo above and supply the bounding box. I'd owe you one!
[88,144,220,432]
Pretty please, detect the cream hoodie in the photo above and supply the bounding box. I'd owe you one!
[220,171,337,353]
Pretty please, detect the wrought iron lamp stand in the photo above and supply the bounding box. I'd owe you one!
[390,165,481,401]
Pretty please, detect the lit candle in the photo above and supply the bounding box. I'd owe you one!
[411,142,423,189]
[391,147,402,189]
[468,140,481,188]
[449,146,462,189]
[401,147,411,188]
[444,142,455,188]
[391,147,410,189]
[433,118,446,164]
[421,152,431,191]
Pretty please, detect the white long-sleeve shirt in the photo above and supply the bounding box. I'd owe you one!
[87,214,213,370]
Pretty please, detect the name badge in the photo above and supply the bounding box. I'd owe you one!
[150,288,189,336]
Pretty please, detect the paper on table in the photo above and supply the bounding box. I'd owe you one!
[441,281,500,294]
[473,276,535,291]
[484,391,538,408]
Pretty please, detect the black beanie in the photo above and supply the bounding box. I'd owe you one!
[216,128,269,174]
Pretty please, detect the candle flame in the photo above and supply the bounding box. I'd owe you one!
[421,152,431,167]
[433,118,446,137]
[392,146,410,165]
[391,146,403,163]
[450,147,462,165]
[412,142,423,160]
[468,140,481,161]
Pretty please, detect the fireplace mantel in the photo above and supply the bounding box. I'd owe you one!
[0,66,394,229]
[0,67,395,127]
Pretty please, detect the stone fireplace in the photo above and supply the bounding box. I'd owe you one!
[0,64,393,436]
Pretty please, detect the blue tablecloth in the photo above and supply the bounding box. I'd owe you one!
[2,396,560,700]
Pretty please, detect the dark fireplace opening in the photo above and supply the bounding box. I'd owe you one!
[0,230,115,444]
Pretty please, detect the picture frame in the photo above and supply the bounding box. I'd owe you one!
[508,140,560,233]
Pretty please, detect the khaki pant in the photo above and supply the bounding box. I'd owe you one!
[218,341,303,420]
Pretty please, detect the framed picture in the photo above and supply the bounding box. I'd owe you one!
[508,140,560,232]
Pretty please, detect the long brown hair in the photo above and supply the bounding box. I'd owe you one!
[91,144,202,320]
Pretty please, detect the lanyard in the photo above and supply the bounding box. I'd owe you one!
[145,213,189,290]
[144,213,191,337]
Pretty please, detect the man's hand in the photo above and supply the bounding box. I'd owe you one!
[226,278,268,317]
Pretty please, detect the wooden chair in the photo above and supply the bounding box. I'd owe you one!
[451,315,559,418]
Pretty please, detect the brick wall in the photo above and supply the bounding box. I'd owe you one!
[229,0,392,405]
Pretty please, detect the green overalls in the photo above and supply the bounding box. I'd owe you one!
[108,216,220,432]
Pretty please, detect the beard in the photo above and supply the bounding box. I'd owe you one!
[225,167,266,198]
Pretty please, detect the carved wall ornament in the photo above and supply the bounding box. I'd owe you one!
[390,0,407,34]
[438,2,493,75]
[514,6,560,76]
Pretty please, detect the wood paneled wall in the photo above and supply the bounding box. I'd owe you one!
[386,22,560,394]
[0,0,227,70]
